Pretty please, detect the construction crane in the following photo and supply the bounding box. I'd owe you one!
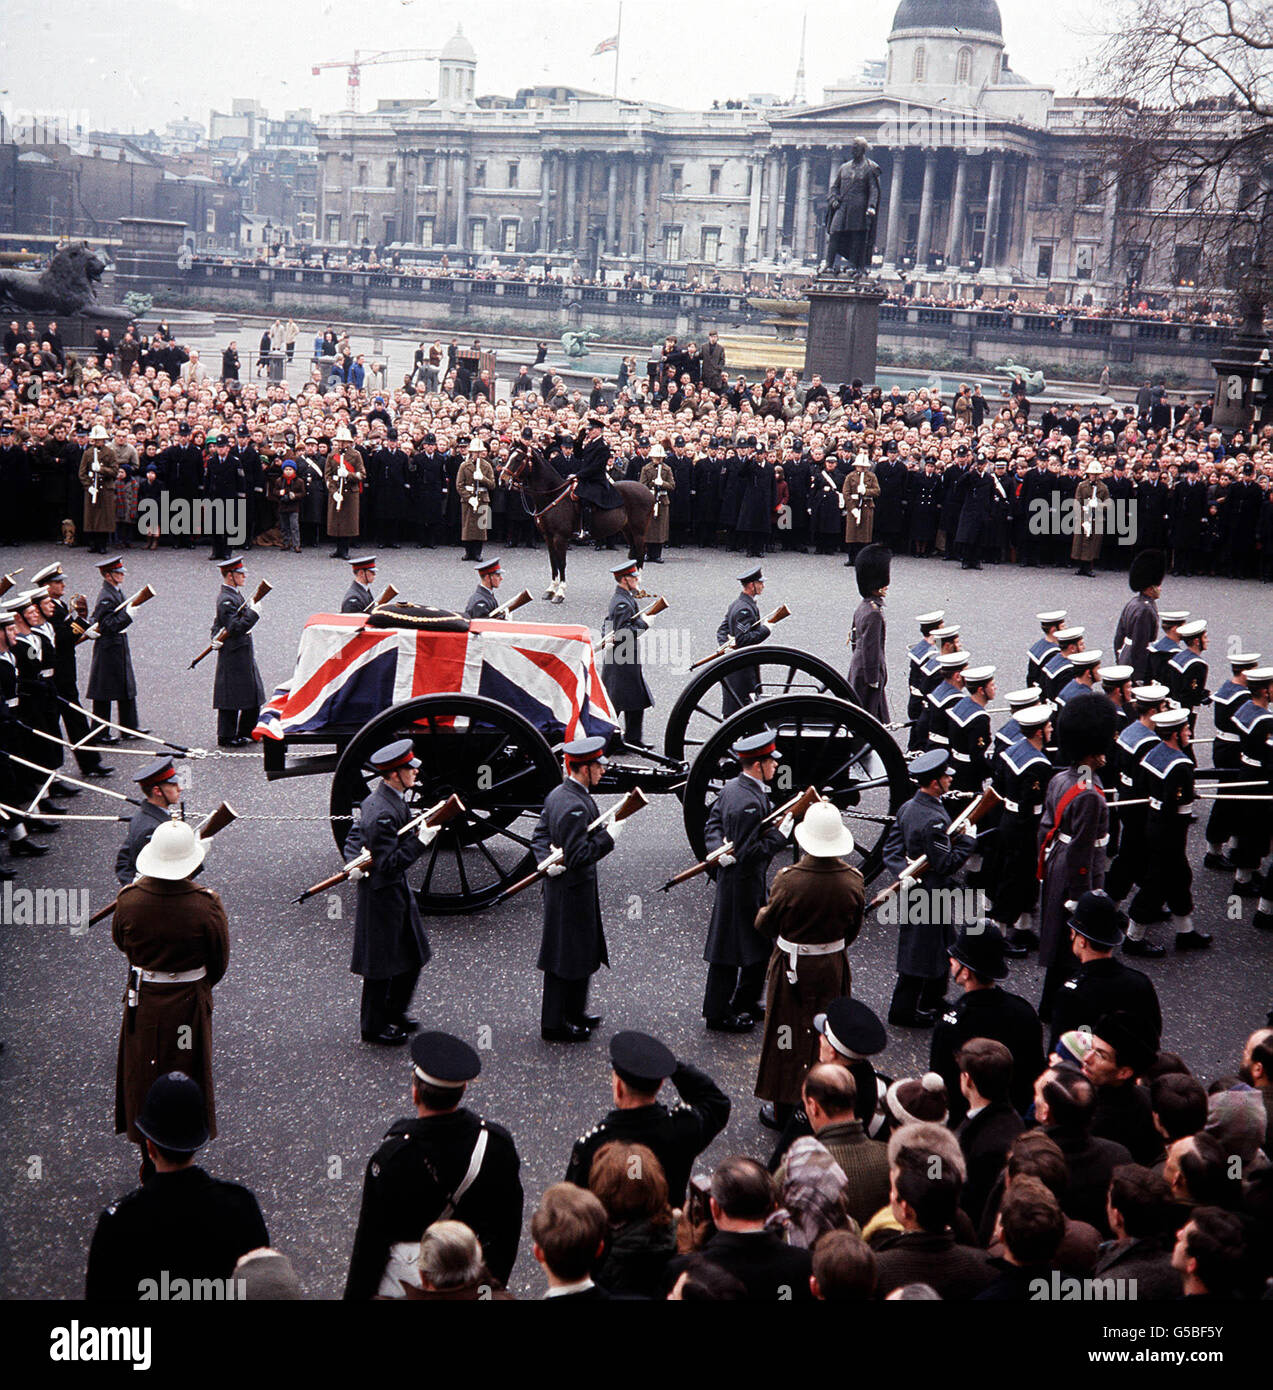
[311,49,440,113]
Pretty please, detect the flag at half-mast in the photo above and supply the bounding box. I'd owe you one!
[592,35,618,55]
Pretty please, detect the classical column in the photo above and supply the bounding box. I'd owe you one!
[1101,171,1120,281]
[794,149,812,261]
[633,160,648,257]
[606,158,619,253]
[883,148,905,265]
[562,154,577,250]
[982,152,1004,267]
[946,149,968,265]
[436,150,450,245]
[914,148,938,265]
[1007,156,1029,270]
[747,154,763,262]
[576,154,589,250]
[453,149,468,249]
[765,151,783,259]
[539,154,552,251]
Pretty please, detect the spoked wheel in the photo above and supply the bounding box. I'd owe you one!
[330,694,561,915]
[663,646,857,765]
[681,694,911,886]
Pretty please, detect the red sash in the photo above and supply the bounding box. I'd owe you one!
[1037,778,1105,880]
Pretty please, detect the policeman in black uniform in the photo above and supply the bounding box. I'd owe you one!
[115,757,181,885]
[599,559,653,748]
[85,1073,269,1301]
[1048,891,1162,1053]
[344,1031,524,1298]
[463,556,503,619]
[564,1031,730,1207]
[930,924,1045,1124]
[341,556,378,613]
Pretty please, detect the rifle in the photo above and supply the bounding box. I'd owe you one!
[498,788,648,902]
[88,446,102,506]
[189,579,272,669]
[293,794,465,904]
[689,604,791,671]
[76,585,156,644]
[375,583,400,608]
[487,588,533,620]
[660,785,821,892]
[868,785,1002,908]
[0,568,23,598]
[88,801,239,926]
[600,596,668,650]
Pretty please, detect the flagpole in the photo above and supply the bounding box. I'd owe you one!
[614,0,623,99]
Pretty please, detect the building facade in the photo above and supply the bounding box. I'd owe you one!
[314,5,1254,301]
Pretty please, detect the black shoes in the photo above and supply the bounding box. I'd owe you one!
[889,1007,939,1028]
[1001,937,1029,958]
[397,1017,420,1033]
[11,840,50,857]
[1175,931,1212,951]
[1233,878,1263,898]
[758,1103,781,1130]
[542,1023,590,1043]
[52,782,82,799]
[571,1013,603,1030]
[1124,938,1166,958]
[1254,911,1273,932]
[1202,852,1232,871]
[362,1024,409,1046]
[84,765,115,777]
[96,734,120,746]
[705,1014,754,1033]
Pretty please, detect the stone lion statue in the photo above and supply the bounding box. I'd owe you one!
[997,359,1047,395]
[560,328,599,359]
[0,243,129,319]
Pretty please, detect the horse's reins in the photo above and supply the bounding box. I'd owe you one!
[503,455,577,520]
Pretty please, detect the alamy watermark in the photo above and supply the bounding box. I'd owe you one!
[877,101,988,154]
[1028,496,1139,546]
[136,492,247,549]
[0,882,90,931]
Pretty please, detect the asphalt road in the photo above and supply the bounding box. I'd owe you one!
[1,533,1269,1299]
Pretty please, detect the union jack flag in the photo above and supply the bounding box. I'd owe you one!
[592,34,618,55]
[253,614,617,743]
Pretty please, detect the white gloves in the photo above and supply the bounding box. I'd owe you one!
[417,823,439,848]
[963,824,978,841]
[778,814,795,839]
[716,851,737,868]
[211,638,224,650]
[546,862,567,878]
[248,601,260,615]
[607,818,627,843]
[348,864,366,882]
[468,496,480,511]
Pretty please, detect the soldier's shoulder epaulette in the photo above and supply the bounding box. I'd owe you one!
[574,1121,608,1149]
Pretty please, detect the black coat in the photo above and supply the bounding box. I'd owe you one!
[410,450,447,524]
[1092,1082,1163,1166]
[342,780,431,979]
[575,438,622,510]
[955,469,994,546]
[211,584,265,711]
[1048,956,1162,1053]
[531,776,613,979]
[85,582,136,702]
[958,1101,1026,1228]
[930,986,1045,1123]
[85,1166,268,1301]
[565,1061,730,1206]
[736,457,776,535]
[344,1108,523,1297]
[666,1229,813,1301]
[703,773,786,968]
[1046,1127,1132,1236]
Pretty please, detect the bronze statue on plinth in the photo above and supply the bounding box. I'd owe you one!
[823,138,881,278]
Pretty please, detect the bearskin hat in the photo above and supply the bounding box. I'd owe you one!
[1128,549,1165,593]
[855,544,892,599]
[1056,692,1118,763]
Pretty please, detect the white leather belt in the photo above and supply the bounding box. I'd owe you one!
[777,935,845,984]
[1058,833,1110,847]
[1149,801,1193,814]
[1215,731,1239,742]
[40,669,53,678]
[136,966,207,984]
[951,750,971,762]
[5,698,17,708]
[928,733,949,745]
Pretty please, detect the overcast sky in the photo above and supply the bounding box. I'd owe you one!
[4,0,1112,135]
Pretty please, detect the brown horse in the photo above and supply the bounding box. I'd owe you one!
[499,447,654,603]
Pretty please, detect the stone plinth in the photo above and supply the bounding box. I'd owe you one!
[113,217,189,296]
[803,275,888,386]
[1211,331,1272,433]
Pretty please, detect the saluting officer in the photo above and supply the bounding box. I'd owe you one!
[342,556,378,614]
[116,757,182,885]
[1049,891,1163,1054]
[464,556,504,620]
[112,821,229,1163]
[881,749,978,1027]
[564,1031,730,1208]
[531,736,621,1043]
[85,556,141,738]
[1113,550,1164,681]
[990,702,1055,952]
[599,559,654,748]
[906,611,945,751]
[716,565,771,717]
[343,739,438,1046]
[847,544,890,724]
[344,1031,524,1299]
[33,561,112,779]
[702,728,794,1033]
[930,925,1045,1125]
[1129,708,1211,952]
[1203,651,1259,870]
[210,556,265,748]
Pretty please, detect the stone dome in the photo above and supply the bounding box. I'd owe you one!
[890,0,1003,35]
[440,25,476,62]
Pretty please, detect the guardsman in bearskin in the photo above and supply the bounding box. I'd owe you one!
[847,544,889,724]
[1113,550,1164,682]
[599,560,654,749]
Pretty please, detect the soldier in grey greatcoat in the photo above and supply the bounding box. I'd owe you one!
[341,556,377,614]
[881,749,977,1027]
[115,757,182,885]
[463,556,503,619]
[702,728,793,1032]
[1113,549,1164,682]
[847,544,890,724]
[531,737,620,1043]
[599,559,653,748]
[716,565,772,717]
[85,557,140,736]
[342,739,436,1046]
[210,556,265,747]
